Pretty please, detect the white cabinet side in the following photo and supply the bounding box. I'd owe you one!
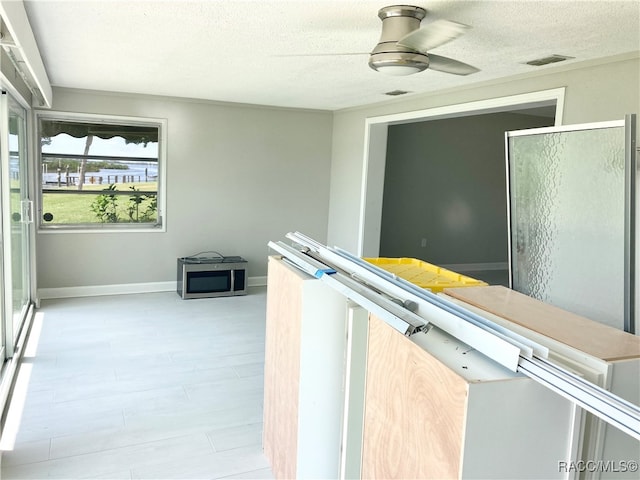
[461,378,578,479]
[340,305,369,480]
[296,279,349,479]
[598,359,640,480]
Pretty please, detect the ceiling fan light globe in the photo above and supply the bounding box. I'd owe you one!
[375,65,424,76]
[368,51,429,75]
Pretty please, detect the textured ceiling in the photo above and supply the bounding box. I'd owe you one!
[22,0,640,111]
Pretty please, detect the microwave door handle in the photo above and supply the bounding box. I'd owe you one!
[230,269,234,291]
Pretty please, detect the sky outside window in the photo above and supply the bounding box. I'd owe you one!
[42,133,158,158]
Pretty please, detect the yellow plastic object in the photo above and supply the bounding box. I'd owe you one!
[364,257,487,293]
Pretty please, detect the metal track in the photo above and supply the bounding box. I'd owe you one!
[270,232,640,441]
[269,241,427,335]
[518,356,640,440]
[288,231,545,371]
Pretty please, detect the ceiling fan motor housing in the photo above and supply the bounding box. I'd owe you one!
[369,5,430,73]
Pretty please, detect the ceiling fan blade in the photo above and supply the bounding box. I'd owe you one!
[428,54,479,75]
[273,52,368,57]
[397,19,469,53]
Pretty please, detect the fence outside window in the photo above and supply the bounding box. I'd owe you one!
[37,113,166,231]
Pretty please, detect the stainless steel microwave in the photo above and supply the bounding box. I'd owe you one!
[177,255,247,299]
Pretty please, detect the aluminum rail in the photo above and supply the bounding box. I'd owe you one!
[335,244,549,358]
[288,231,546,371]
[518,356,640,440]
[269,241,428,335]
[272,232,640,441]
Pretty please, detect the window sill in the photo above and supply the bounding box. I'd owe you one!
[37,224,166,234]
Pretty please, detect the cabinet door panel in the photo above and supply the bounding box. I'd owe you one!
[263,257,304,479]
[361,314,468,478]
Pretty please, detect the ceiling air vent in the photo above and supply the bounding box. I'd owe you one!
[385,90,410,96]
[525,54,574,66]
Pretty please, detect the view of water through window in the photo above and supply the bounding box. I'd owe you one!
[38,119,162,228]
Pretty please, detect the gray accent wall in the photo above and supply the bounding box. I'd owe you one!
[36,88,333,289]
[379,113,551,265]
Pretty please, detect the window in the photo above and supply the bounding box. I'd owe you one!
[36,112,166,231]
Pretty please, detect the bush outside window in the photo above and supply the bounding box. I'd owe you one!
[37,113,166,231]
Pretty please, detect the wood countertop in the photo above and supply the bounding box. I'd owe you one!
[444,285,640,362]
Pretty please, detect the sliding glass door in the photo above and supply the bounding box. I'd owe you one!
[1,91,33,358]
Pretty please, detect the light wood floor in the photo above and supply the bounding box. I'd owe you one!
[0,288,274,479]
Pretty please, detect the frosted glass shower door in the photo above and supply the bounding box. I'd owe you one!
[507,116,635,332]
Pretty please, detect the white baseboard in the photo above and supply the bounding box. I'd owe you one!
[37,276,268,300]
[248,276,268,287]
[438,262,509,273]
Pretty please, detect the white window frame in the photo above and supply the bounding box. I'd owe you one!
[34,110,167,233]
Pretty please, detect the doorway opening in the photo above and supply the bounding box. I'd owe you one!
[358,88,564,284]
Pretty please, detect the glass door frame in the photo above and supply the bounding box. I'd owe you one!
[0,94,5,363]
[0,90,35,358]
[505,115,636,334]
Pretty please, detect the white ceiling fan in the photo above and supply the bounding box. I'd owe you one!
[368,4,480,76]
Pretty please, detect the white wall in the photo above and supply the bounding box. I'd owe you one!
[36,88,333,290]
[327,54,640,252]
[34,54,640,293]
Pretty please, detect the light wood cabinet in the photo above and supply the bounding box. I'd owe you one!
[262,257,302,479]
[263,256,349,479]
[444,286,640,480]
[263,258,639,479]
[361,313,579,479]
